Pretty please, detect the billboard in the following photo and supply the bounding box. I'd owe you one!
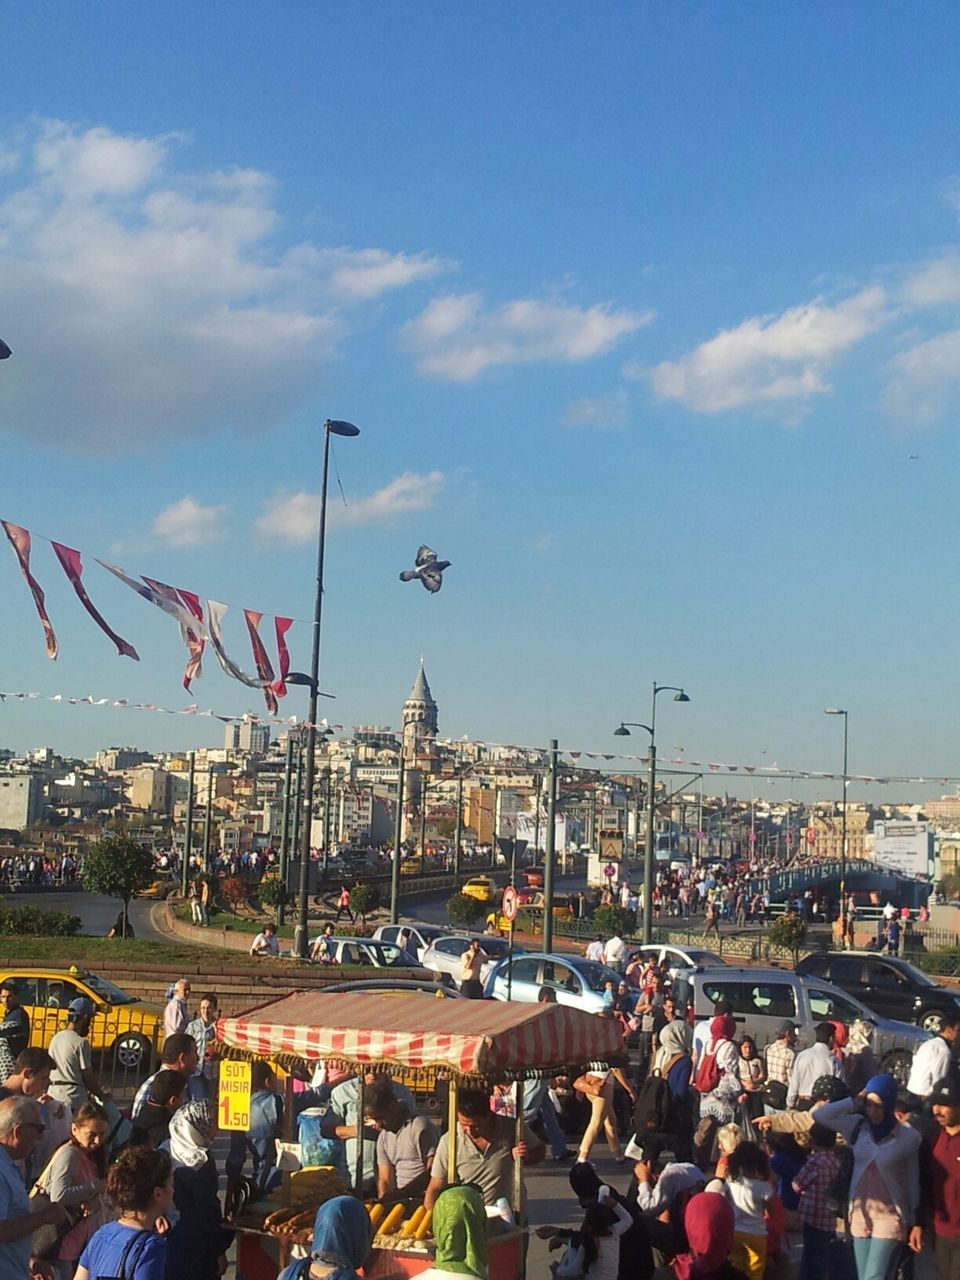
[872,821,932,878]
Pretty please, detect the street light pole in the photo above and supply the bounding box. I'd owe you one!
[292,419,360,960]
[542,740,558,954]
[277,735,294,926]
[390,752,405,925]
[615,682,689,945]
[181,751,195,899]
[825,708,849,943]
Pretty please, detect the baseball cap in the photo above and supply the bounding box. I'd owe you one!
[930,1076,960,1107]
[67,997,95,1019]
[776,1019,797,1037]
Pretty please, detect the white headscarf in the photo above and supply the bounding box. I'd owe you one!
[167,1099,214,1169]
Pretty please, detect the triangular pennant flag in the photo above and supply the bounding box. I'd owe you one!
[243,610,278,715]
[2,521,58,659]
[272,616,293,698]
[174,588,206,692]
[205,600,274,693]
[51,542,139,660]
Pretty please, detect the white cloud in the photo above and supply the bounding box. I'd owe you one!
[901,253,960,307]
[152,496,227,547]
[255,471,445,543]
[402,293,651,380]
[562,389,629,427]
[0,118,445,454]
[643,286,887,415]
[885,329,960,423]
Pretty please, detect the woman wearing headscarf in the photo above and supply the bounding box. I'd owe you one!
[162,1099,233,1280]
[652,1021,694,1160]
[842,1020,879,1096]
[671,1190,747,1280]
[416,1186,488,1280]
[278,1195,372,1280]
[692,1014,741,1171]
[815,1074,922,1280]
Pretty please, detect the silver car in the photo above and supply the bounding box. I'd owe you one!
[674,964,929,1079]
[372,922,452,962]
[485,952,632,1014]
[420,934,518,986]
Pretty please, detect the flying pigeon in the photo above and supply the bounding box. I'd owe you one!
[399,545,451,593]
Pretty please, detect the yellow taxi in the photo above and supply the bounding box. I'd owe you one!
[0,966,165,1073]
[460,875,497,904]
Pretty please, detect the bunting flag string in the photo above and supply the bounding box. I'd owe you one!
[51,543,139,660]
[2,521,58,659]
[0,515,301,702]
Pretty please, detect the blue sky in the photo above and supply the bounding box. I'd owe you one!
[3,3,960,801]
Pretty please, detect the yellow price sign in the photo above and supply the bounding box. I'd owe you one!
[218,1060,252,1131]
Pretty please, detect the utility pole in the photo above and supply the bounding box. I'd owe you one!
[277,735,294,926]
[202,768,214,874]
[181,751,195,898]
[390,752,406,925]
[542,740,558,954]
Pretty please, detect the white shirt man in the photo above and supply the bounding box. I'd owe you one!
[603,934,626,971]
[907,1017,960,1099]
[585,936,604,963]
[163,979,190,1038]
[786,1024,842,1108]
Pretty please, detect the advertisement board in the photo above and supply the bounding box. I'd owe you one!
[872,821,932,878]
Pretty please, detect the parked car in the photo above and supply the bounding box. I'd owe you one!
[484,952,636,1015]
[318,978,464,997]
[372,922,452,962]
[460,876,497,904]
[631,943,727,984]
[308,937,420,968]
[796,951,960,1034]
[420,934,519,985]
[0,966,163,1072]
[672,964,928,1080]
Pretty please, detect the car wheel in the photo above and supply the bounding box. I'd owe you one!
[921,1010,945,1034]
[113,1033,152,1073]
[880,1049,912,1086]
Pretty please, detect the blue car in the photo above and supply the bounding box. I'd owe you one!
[484,951,635,1013]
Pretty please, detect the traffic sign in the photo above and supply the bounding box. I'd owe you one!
[501,885,519,923]
[218,1059,252,1131]
[604,863,617,878]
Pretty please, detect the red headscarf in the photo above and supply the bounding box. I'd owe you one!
[674,1192,735,1279]
[710,1013,736,1042]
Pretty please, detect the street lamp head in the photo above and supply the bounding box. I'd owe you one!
[824,707,847,716]
[613,724,631,737]
[0,338,11,360]
[673,690,690,703]
[326,419,360,437]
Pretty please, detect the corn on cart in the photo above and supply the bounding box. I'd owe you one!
[216,990,624,1280]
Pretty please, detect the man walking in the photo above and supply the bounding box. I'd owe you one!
[921,1074,960,1278]
[0,982,30,1081]
[787,1023,842,1109]
[460,939,488,999]
[908,1010,960,1102]
[164,978,191,1037]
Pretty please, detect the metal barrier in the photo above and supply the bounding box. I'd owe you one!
[26,1001,163,1101]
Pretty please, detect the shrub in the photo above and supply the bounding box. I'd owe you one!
[447,892,486,928]
[348,883,379,925]
[0,905,81,937]
[592,904,637,939]
[768,912,807,957]
[257,878,288,909]
[220,876,249,914]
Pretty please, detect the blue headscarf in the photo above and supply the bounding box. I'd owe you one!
[863,1073,899,1142]
[278,1196,371,1280]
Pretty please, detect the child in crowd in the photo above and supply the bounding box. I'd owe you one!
[550,1184,634,1280]
[709,1142,772,1280]
[714,1123,743,1178]
[791,1122,840,1280]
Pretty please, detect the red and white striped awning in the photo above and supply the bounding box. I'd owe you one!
[216,990,624,1078]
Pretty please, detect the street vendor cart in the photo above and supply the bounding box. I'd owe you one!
[216,990,624,1280]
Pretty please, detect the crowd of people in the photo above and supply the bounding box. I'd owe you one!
[7,934,960,1280]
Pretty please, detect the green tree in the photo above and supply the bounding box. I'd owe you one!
[593,904,637,939]
[446,892,486,928]
[81,834,154,937]
[348,882,380,929]
[768,911,808,961]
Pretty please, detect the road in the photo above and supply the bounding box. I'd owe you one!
[1,884,165,940]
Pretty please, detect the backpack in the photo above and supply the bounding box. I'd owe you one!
[633,1073,671,1135]
[693,1039,722,1094]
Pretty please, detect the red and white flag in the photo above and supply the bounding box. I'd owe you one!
[2,521,58,659]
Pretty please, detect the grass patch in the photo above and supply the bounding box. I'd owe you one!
[0,935,310,969]
[171,903,296,938]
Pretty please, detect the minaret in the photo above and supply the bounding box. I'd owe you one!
[402,657,438,766]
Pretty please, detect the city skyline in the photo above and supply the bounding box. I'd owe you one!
[3,5,960,790]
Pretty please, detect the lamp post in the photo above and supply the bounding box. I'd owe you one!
[390,752,406,925]
[825,708,849,944]
[290,419,360,960]
[180,751,195,899]
[276,734,294,926]
[615,682,689,945]
[541,740,559,954]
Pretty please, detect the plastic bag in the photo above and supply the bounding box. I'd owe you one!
[297,1109,339,1169]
